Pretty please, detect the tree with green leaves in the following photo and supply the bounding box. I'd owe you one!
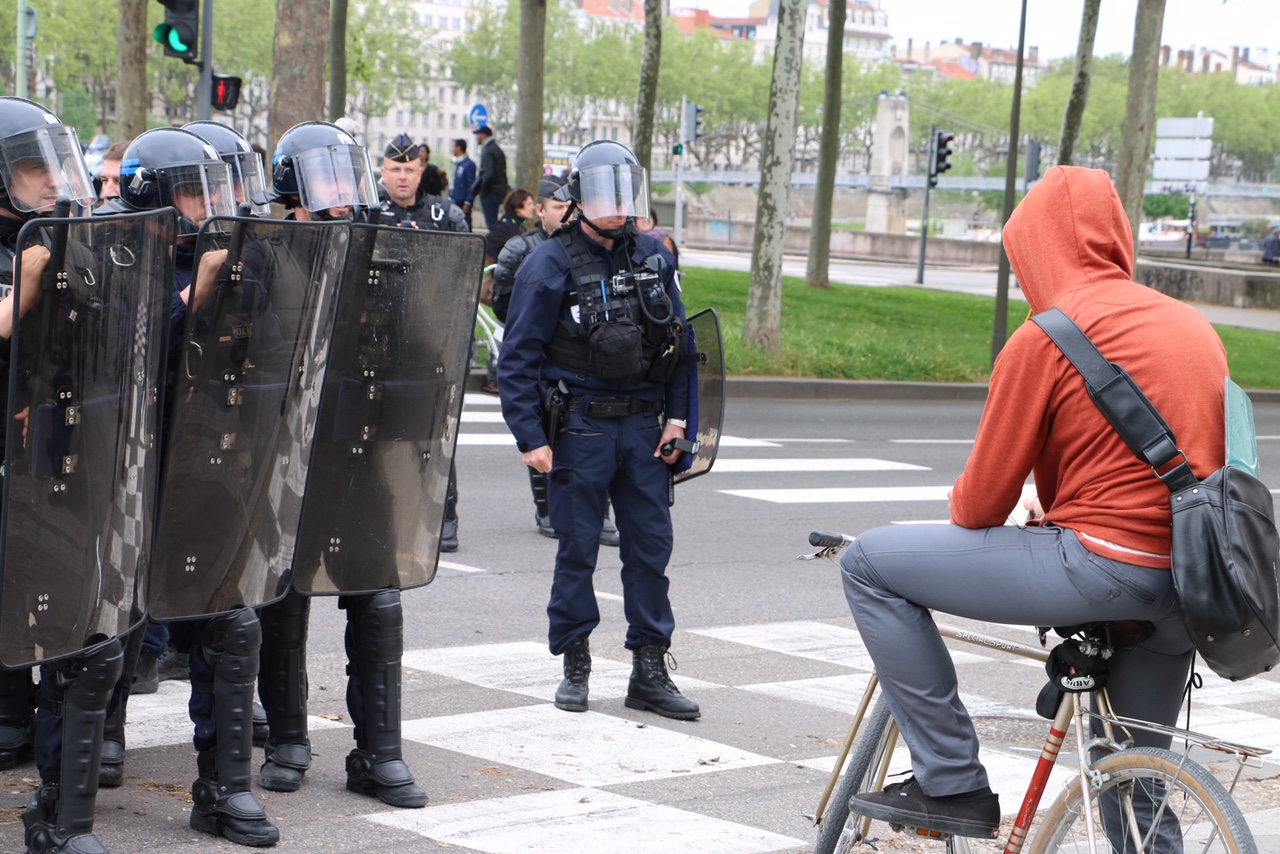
[804,0,844,289]
[632,0,662,174]
[745,0,805,353]
[1057,0,1100,165]
[515,0,547,193]
[1116,0,1166,246]
[343,0,431,135]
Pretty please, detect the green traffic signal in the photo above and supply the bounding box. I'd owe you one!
[153,23,192,53]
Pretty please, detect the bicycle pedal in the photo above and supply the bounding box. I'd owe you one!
[890,822,954,841]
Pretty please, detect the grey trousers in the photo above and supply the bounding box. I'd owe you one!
[840,523,1194,797]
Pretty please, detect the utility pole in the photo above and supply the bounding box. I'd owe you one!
[991,0,1028,365]
[916,124,936,285]
[196,0,214,120]
[16,0,35,100]
[675,95,688,246]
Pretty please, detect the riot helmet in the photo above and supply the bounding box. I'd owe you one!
[564,140,649,237]
[182,121,271,216]
[0,97,96,219]
[260,121,378,219]
[116,127,235,235]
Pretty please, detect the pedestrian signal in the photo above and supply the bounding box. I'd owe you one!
[212,75,242,112]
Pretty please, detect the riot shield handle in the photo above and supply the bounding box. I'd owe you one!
[28,197,74,471]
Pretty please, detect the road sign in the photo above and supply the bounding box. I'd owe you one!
[1152,159,1211,181]
[1155,138,1213,160]
[468,104,489,132]
[1157,116,1215,139]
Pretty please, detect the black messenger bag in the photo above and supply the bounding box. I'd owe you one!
[1032,308,1280,682]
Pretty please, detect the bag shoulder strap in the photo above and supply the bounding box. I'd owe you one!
[1031,307,1197,493]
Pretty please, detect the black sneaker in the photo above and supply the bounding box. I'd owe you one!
[850,776,1000,839]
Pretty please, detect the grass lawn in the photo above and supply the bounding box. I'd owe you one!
[679,266,1280,389]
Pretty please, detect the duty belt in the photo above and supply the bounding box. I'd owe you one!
[567,395,659,418]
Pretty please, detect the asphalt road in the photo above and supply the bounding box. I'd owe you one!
[5,395,1279,853]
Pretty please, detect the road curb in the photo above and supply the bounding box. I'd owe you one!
[468,371,1280,405]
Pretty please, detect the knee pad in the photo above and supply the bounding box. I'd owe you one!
[197,609,262,684]
[343,590,403,664]
[61,638,125,712]
[260,589,310,654]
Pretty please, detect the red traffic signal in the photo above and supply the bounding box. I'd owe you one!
[930,131,955,187]
[212,75,242,111]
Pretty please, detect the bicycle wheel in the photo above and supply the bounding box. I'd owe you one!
[815,695,897,854]
[1030,746,1256,854]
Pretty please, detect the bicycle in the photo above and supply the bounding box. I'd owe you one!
[800,531,1271,854]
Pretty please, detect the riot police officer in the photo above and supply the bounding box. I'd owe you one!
[379,132,467,232]
[112,127,280,847]
[492,175,620,546]
[0,96,125,854]
[497,140,699,720]
[376,132,468,551]
[252,121,428,809]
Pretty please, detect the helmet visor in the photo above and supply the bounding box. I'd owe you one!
[225,150,271,216]
[577,162,649,222]
[0,125,96,213]
[294,145,379,213]
[160,161,236,234]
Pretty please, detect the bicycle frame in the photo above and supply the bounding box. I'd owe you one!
[804,539,1272,854]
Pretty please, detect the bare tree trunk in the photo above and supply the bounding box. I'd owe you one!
[1116,0,1166,247]
[1057,0,1101,166]
[515,0,547,194]
[632,0,663,175]
[329,0,348,122]
[804,0,844,289]
[744,0,805,353]
[268,0,330,152]
[116,0,148,140]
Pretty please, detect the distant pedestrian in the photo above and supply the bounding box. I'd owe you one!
[418,142,447,198]
[471,125,509,230]
[451,138,477,229]
[1263,228,1280,265]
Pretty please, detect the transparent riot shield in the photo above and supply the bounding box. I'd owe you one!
[674,307,726,485]
[291,226,485,595]
[149,217,349,620]
[0,209,175,667]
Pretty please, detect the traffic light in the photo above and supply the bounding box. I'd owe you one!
[930,130,954,188]
[1026,139,1042,184]
[154,0,199,61]
[672,143,683,156]
[681,100,705,144]
[211,75,242,111]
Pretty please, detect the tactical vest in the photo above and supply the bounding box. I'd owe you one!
[544,227,682,385]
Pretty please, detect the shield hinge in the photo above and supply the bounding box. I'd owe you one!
[63,405,80,427]
[227,386,243,406]
[219,433,235,450]
[60,455,77,475]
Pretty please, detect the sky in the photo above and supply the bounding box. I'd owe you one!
[681,0,1280,65]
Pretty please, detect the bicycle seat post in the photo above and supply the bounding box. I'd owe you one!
[1070,693,1103,854]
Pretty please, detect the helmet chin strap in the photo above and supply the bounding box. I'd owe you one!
[580,213,631,240]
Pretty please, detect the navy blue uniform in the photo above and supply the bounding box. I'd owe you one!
[498,224,690,655]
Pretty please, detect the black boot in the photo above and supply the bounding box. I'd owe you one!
[98,701,125,790]
[131,651,159,695]
[624,643,700,721]
[440,464,459,552]
[252,703,269,748]
[599,501,620,548]
[343,591,427,808]
[100,621,146,789]
[0,667,35,770]
[530,468,556,538]
[554,637,591,713]
[189,609,279,847]
[24,638,123,854]
[257,588,311,792]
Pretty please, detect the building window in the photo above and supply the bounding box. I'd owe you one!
[396,110,405,125]
[425,14,433,25]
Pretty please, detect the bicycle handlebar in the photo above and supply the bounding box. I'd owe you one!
[809,531,855,548]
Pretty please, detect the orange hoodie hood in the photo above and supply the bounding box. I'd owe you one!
[1003,166,1134,315]
[952,164,1227,568]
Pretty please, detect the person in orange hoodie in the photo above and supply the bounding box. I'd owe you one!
[840,166,1226,840]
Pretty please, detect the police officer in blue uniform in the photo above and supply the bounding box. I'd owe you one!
[112,127,279,848]
[497,140,699,720]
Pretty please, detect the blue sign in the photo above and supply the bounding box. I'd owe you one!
[468,104,489,133]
